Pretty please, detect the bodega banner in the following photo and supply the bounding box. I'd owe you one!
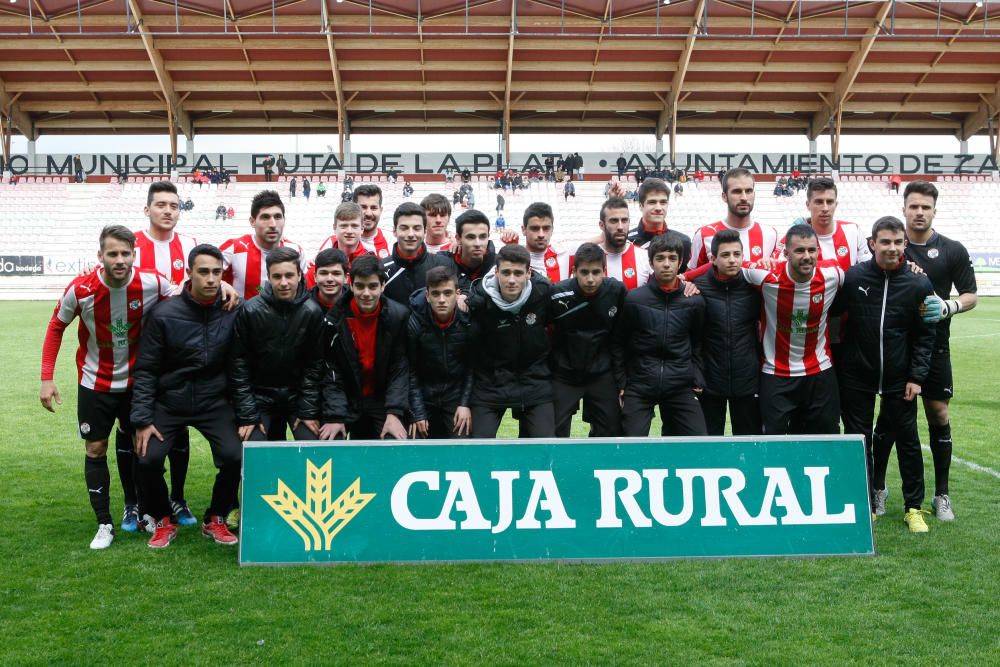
[239,437,874,565]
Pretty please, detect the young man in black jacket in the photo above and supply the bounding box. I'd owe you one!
[318,256,409,440]
[132,244,241,549]
[834,216,936,533]
[549,242,627,437]
[228,247,325,442]
[468,244,555,438]
[439,209,496,292]
[407,267,477,439]
[692,229,762,435]
[309,248,349,310]
[617,231,707,437]
[382,202,453,305]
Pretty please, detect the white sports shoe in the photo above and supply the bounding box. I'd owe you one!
[933,494,955,521]
[138,514,157,534]
[872,488,889,517]
[90,523,115,550]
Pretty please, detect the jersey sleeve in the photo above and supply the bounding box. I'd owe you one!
[55,281,80,325]
[158,273,175,300]
[855,228,872,263]
[950,242,978,295]
[689,227,709,269]
[740,265,770,286]
[219,239,235,283]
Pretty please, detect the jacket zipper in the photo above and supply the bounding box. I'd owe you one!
[725,285,733,396]
[878,273,889,394]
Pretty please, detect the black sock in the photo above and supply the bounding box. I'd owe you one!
[114,429,138,506]
[85,455,113,525]
[168,430,190,503]
[929,422,953,496]
[871,427,893,490]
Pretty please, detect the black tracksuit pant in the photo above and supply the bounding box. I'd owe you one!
[699,393,761,436]
[552,373,622,437]
[621,390,707,437]
[471,403,555,439]
[841,388,924,511]
[759,368,840,435]
[136,403,242,522]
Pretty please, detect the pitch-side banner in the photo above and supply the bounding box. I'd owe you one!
[239,437,873,565]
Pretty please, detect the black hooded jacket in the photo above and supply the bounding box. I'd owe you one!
[467,272,554,407]
[438,241,497,293]
[131,288,237,427]
[228,281,325,424]
[692,269,762,397]
[319,292,409,423]
[549,277,627,387]
[406,288,478,421]
[382,243,454,305]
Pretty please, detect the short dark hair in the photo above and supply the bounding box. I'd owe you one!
[421,193,452,217]
[352,183,383,205]
[393,201,427,229]
[647,230,686,262]
[146,180,178,206]
[872,216,906,238]
[314,248,348,272]
[599,197,629,222]
[335,202,362,224]
[638,178,670,204]
[251,190,285,218]
[722,168,753,192]
[496,243,531,270]
[350,255,387,284]
[425,265,458,290]
[99,225,136,250]
[806,177,838,201]
[903,179,938,204]
[711,228,743,257]
[188,243,223,267]
[265,246,301,272]
[455,209,491,237]
[574,242,606,268]
[522,202,554,228]
[785,223,818,245]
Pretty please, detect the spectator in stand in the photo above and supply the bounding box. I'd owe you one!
[402,181,414,198]
[544,156,555,182]
[444,167,455,182]
[276,154,287,177]
[341,185,353,203]
[634,165,647,186]
[9,174,19,186]
[316,181,327,198]
[263,155,275,183]
[693,168,705,187]
[303,178,311,201]
[495,214,506,232]
[344,174,354,190]
[216,204,227,221]
[564,177,576,202]
[890,173,902,193]
[461,168,471,183]
[183,197,194,211]
[226,206,235,220]
[673,181,684,197]
[220,168,231,185]
[617,153,628,178]
[192,168,202,184]
[466,189,476,209]
[73,154,84,183]
[453,190,462,206]
[289,176,297,198]
[496,192,505,214]
[117,169,128,185]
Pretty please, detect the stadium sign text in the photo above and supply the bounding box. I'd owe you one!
[3,152,998,177]
[239,437,874,565]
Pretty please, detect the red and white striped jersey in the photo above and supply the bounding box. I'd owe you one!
[690,220,779,269]
[133,230,198,286]
[743,260,844,377]
[603,242,652,290]
[360,227,393,259]
[220,234,306,300]
[530,246,571,283]
[426,240,452,254]
[51,268,173,392]
[773,220,871,272]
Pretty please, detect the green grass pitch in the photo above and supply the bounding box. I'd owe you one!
[1,299,998,664]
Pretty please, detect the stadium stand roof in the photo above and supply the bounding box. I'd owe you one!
[1,0,999,162]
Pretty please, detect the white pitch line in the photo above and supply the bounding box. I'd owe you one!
[951,332,1000,340]
[921,445,1000,480]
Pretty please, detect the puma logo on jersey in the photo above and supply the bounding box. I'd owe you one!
[858,286,870,296]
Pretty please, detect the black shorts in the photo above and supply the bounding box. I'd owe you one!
[77,386,132,441]
[922,348,954,401]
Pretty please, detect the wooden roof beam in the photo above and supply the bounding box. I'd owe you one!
[809,0,893,140]
[657,0,706,140]
[320,0,348,159]
[961,82,1000,141]
[0,75,35,140]
[125,0,192,139]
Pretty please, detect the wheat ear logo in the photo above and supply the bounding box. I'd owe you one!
[261,459,375,551]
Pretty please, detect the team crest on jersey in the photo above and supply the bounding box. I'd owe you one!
[811,293,823,304]
[545,256,557,268]
[837,246,849,257]
[128,299,141,311]
[172,258,184,271]
[752,245,762,257]
[928,248,939,259]
[79,422,91,435]
[608,306,618,317]
[378,249,390,258]
[525,313,537,325]
[624,267,636,279]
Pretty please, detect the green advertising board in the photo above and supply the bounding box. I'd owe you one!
[239,437,874,565]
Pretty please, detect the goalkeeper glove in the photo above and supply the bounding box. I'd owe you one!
[922,294,961,323]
